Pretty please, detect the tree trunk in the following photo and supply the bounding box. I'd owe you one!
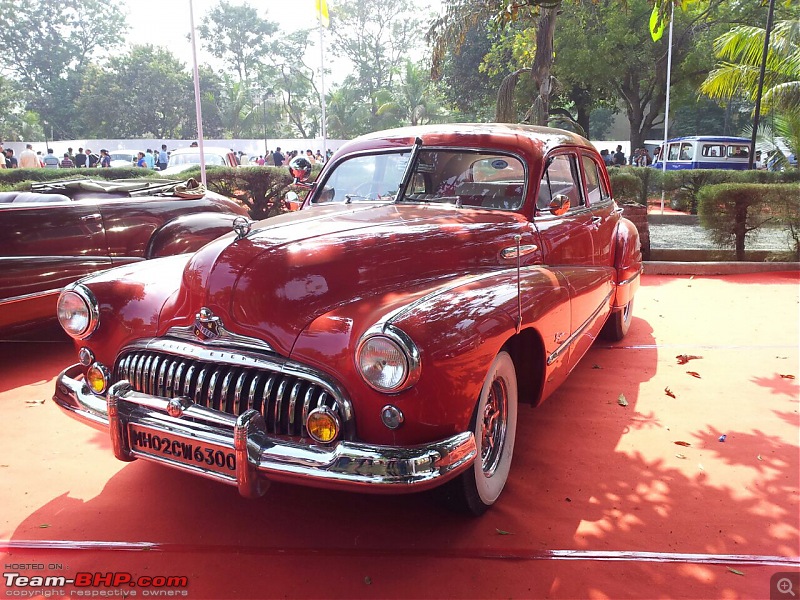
[494,6,558,125]
[530,7,559,126]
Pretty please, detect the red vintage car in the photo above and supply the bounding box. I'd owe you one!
[53,125,642,514]
[0,178,248,335]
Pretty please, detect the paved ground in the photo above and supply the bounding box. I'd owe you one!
[1,272,798,599]
[650,222,793,251]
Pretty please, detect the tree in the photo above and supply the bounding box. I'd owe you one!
[377,61,448,126]
[77,46,195,138]
[197,0,278,90]
[434,20,512,121]
[0,0,126,139]
[330,0,423,125]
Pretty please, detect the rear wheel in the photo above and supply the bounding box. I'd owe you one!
[601,298,634,341]
[449,351,518,516]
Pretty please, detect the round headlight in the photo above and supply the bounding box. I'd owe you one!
[357,336,409,392]
[57,286,98,339]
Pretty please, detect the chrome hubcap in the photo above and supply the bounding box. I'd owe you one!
[480,377,508,476]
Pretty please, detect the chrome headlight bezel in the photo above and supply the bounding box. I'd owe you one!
[356,324,421,393]
[56,284,99,340]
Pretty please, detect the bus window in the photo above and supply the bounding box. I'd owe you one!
[728,145,749,158]
[668,143,681,161]
[679,143,693,161]
[702,144,725,158]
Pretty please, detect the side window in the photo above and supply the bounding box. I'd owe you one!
[667,143,681,161]
[581,155,610,205]
[728,145,749,158]
[537,154,584,211]
[702,144,725,158]
[679,143,693,161]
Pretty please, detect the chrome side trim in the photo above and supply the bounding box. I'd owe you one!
[53,366,477,494]
[166,324,275,353]
[0,287,62,305]
[547,288,615,366]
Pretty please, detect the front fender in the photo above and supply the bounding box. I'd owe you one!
[146,213,241,258]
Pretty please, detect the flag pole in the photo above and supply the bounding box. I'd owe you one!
[189,0,206,187]
[659,3,674,215]
[317,0,328,157]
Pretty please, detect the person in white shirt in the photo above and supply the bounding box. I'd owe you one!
[19,144,41,168]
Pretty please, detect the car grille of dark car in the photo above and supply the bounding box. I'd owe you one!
[114,350,346,439]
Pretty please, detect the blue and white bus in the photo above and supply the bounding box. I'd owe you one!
[652,136,752,170]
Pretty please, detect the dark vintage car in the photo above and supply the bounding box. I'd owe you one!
[53,124,642,514]
[0,178,248,335]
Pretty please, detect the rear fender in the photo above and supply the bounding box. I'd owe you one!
[612,216,642,308]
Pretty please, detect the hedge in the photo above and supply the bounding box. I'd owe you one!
[697,182,800,261]
[0,167,154,190]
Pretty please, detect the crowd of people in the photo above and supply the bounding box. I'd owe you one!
[0,143,119,169]
[258,147,332,167]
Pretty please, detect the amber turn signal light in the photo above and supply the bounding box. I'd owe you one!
[306,407,340,444]
[86,363,110,395]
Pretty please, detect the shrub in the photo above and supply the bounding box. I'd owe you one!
[0,167,155,189]
[608,171,642,204]
[698,182,800,260]
[615,166,665,206]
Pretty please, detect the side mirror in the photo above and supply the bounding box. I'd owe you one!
[549,194,571,216]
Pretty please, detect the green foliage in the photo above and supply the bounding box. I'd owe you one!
[0,0,126,139]
[77,46,195,138]
[614,166,665,206]
[608,171,642,204]
[197,0,278,88]
[698,182,800,260]
[176,166,300,220]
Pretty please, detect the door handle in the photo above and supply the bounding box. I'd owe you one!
[81,213,102,222]
[589,216,602,229]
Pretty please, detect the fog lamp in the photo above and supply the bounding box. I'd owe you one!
[78,347,95,366]
[86,363,110,395]
[306,407,340,444]
[381,405,404,430]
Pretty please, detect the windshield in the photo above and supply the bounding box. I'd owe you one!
[313,149,526,210]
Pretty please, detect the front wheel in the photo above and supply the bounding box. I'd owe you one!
[449,351,518,516]
[601,298,634,341]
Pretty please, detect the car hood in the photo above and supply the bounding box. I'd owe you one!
[160,203,525,355]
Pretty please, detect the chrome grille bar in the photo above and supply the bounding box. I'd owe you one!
[114,348,347,440]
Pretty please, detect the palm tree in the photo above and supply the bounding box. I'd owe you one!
[376,61,448,126]
[700,19,800,118]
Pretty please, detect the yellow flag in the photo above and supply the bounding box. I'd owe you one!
[316,0,330,28]
[650,4,665,42]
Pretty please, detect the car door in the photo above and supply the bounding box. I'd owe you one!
[0,195,109,329]
[533,150,614,371]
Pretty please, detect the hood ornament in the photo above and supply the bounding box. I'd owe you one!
[193,307,221,341]
[233,216,252,240]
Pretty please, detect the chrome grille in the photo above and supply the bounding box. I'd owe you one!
[115,349,343,439]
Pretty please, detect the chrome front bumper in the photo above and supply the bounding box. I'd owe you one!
[53,364,477,497]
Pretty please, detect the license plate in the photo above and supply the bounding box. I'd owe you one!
[127,424,237,477]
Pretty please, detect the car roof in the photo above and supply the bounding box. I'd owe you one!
[336,123,596,163]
